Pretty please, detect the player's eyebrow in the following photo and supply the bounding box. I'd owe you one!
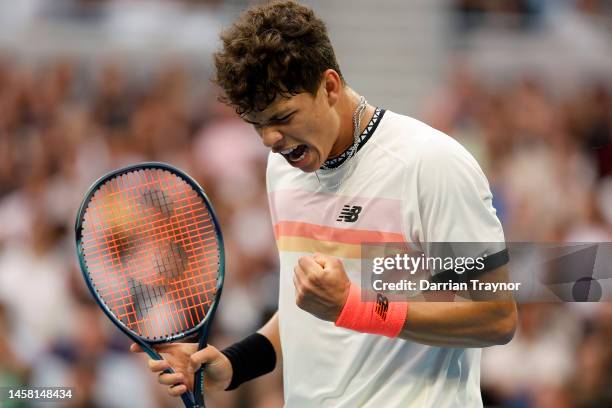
[244,110,294,126]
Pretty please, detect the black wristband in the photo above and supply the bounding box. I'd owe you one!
[220,332,277,391]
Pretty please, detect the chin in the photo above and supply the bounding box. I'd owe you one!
[300,163,319,173]
[302,153,322,173]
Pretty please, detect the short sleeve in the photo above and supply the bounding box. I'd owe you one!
[411,133,507,273]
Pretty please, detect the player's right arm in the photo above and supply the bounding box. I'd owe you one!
[131,311,281,397]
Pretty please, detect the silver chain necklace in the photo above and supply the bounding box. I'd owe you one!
[316,96,368,187]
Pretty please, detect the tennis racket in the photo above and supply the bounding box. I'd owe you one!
[75,162,224,408]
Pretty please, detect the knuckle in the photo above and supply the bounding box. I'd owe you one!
[190,350,207,367]
[300,280,312,293]
[298,256,310,268]
[160,373,184,386]
[309,273,322,286]
[295,291,304,305]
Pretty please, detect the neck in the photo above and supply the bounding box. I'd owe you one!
[327,88,374,160]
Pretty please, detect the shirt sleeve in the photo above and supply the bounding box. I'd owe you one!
[409,132,507,275]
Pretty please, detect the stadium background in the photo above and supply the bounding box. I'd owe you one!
[0,0,611,407]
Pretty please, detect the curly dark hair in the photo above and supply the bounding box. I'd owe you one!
[213,1,344,115]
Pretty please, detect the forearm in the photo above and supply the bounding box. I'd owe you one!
[399,300,517,347]
[257,311,281,363]
[334,265,518,347]
[392,265,517,347]
[295,253,518,348]
[220,311,280,390]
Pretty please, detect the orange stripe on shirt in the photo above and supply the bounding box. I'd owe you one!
[274,221,405,244]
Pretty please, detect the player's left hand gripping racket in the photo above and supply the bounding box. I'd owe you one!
[75,162,224,408]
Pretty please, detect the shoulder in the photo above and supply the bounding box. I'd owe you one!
[371,110,478,173]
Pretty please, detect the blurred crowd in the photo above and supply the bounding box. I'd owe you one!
[424,63,612,407]
[0,24,611,408]
[453,0,612,31]
[0,56,280,407]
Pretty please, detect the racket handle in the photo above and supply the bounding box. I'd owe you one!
[193,366,206,408]
[193,334,210,408]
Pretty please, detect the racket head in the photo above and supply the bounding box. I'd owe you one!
[75,162,225,344]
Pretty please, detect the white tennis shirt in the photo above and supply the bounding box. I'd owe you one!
[266,109,506,407]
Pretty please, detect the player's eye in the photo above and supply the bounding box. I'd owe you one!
[276,112,294,124]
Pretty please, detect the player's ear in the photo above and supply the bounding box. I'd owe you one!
[322,69,341,107]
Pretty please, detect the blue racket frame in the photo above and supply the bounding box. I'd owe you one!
[75,162,225,408]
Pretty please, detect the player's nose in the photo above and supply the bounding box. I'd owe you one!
[260,126,284,149]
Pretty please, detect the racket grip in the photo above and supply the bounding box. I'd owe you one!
[193,366,206,408]
[193,335,210,408]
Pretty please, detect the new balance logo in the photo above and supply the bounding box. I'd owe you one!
[336,205,362,223]
[375,293,389,321]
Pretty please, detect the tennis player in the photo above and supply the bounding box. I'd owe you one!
[132,1,517,406]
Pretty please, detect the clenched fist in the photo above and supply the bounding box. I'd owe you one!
[293,253,351,322]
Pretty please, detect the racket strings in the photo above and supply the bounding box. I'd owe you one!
[80,168,220,340]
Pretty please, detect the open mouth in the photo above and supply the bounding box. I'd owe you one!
[281,144,307,163]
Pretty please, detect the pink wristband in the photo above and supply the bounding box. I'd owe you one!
[335,283,408,338]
